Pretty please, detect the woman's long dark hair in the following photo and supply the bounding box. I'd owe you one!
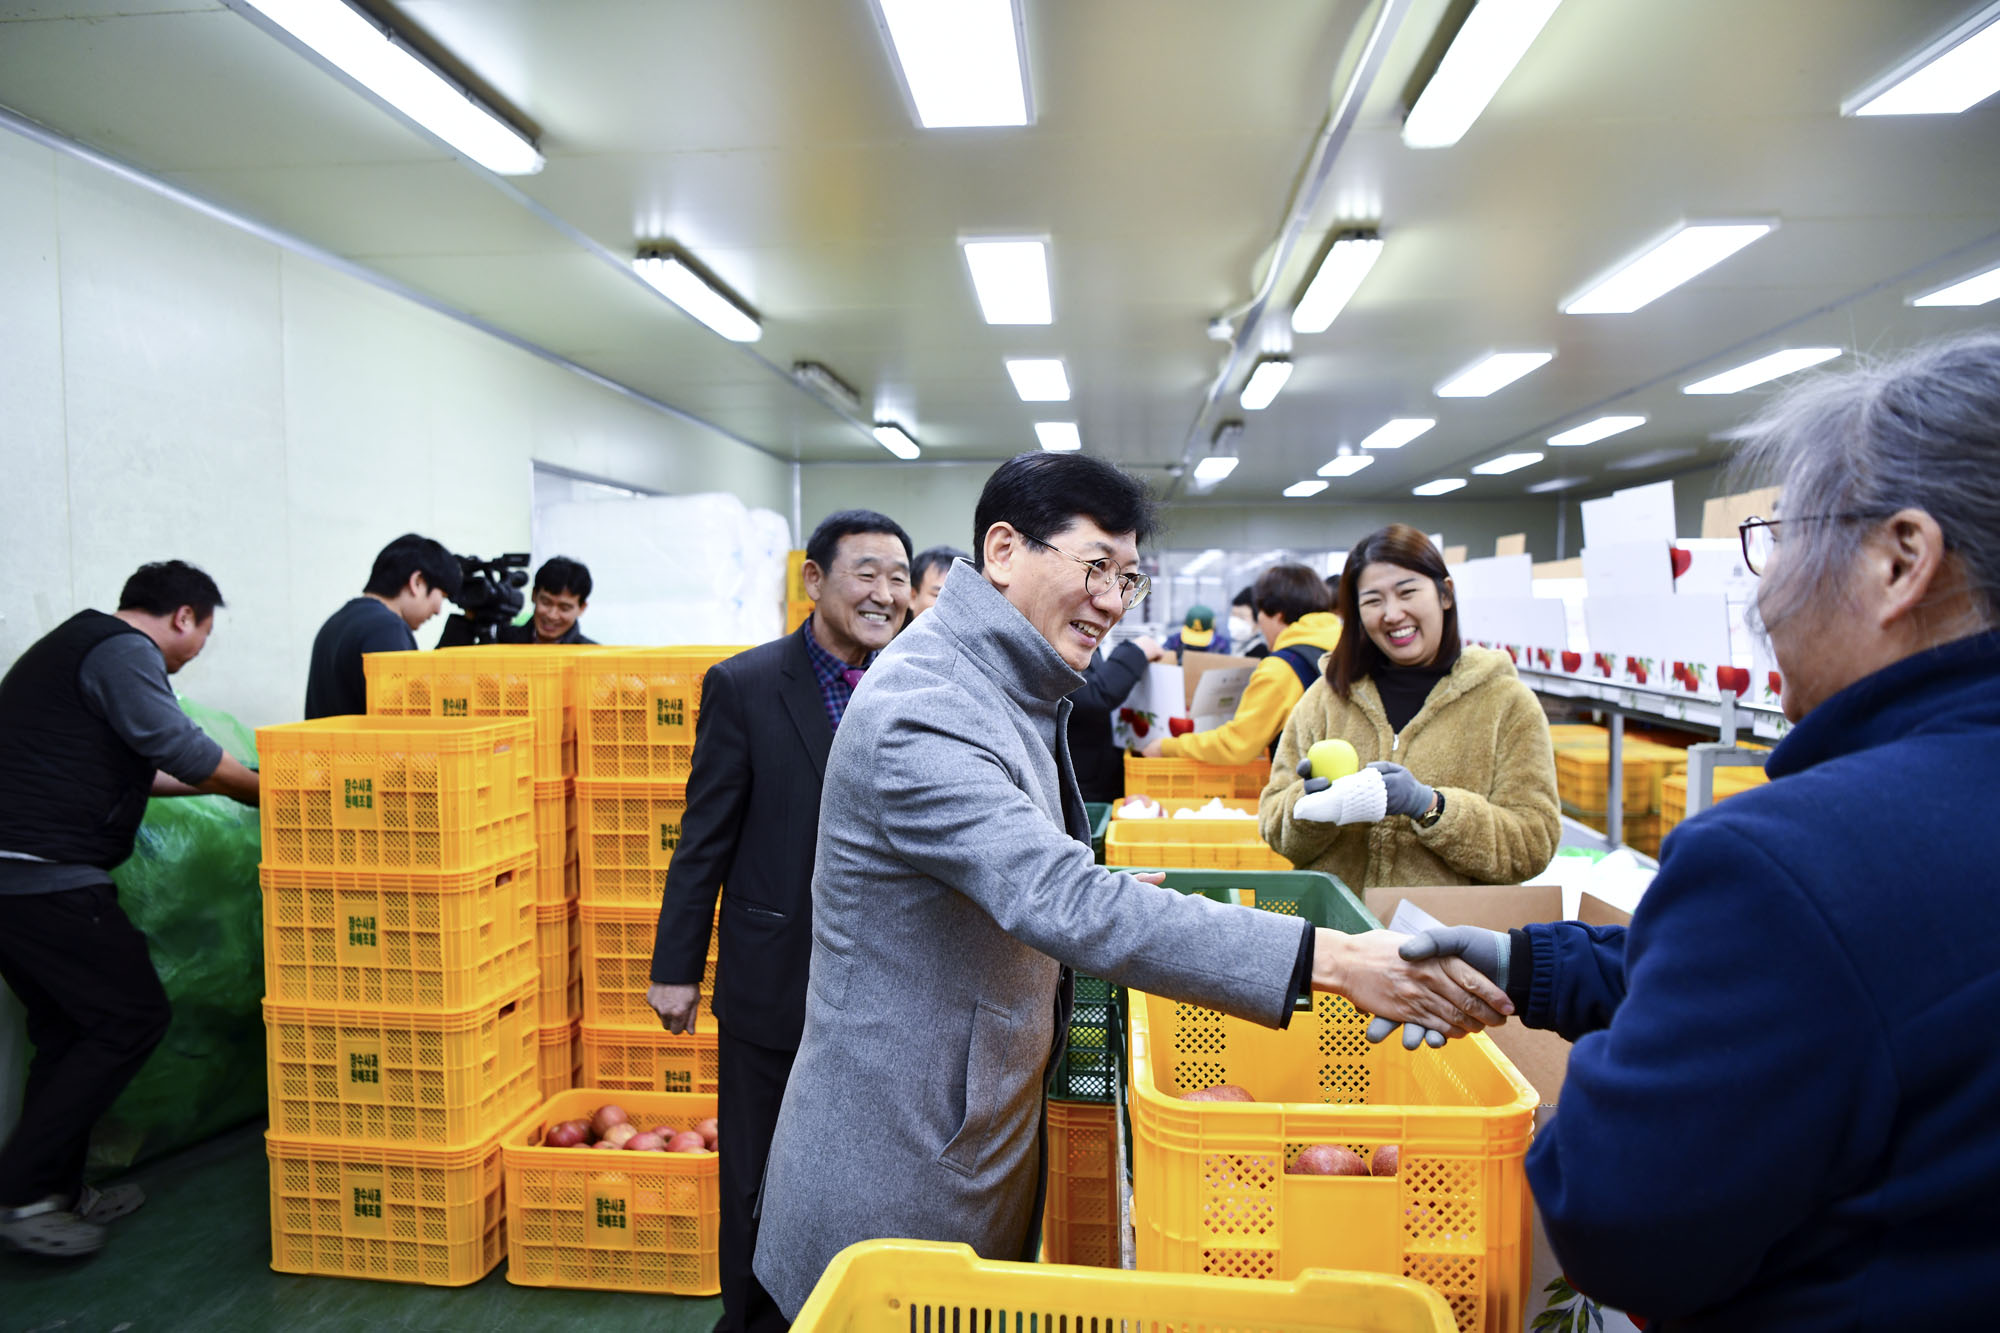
[1327,524,1460,699]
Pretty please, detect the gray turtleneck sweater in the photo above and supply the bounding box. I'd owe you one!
[753,559,1310,1317]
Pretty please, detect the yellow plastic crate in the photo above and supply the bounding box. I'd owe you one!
[364,644,590,781]
[502,1088,721,1295]
[266,1128,506,1287]
[1043,1099,1120,1268]
[575,780,688,907]
[579,1024,719,1096]
[575,647,747,782]
[582,903,718,1029]
[535,899,581,1023]
[787,600,813,633]
[1545,723,1608,749]
[1124,754,1273,801]
[1552,738,1685,816]
[1661,767,1769,834]
[1126,989,1536,1333]
[260,852,537,1010]
[1104,818,1290,871]
[533,778,578,904]
[792,1240,1457,1333]
[256,716,535,872]
[1112,797,1261,818]
[1561,806,1667,856]
[536,1021,580,1102]
[787,549,809,602]
[263,983,541,1148]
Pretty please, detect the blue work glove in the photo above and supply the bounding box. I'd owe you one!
[1367,761,1436,821]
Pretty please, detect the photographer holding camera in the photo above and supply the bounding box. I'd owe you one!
[492,556,597,646]
[303,534,461,719]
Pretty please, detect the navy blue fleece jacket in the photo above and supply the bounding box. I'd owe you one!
[1510,631,2000,1330]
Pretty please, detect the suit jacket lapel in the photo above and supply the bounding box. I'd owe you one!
[779,627,836,780]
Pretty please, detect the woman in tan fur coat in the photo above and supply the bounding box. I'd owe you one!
[1261,525,1559,890]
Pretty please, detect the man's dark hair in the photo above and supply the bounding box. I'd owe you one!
[1327,524,1460,699]
[1253,563,1335,625]
[1231,585,1255,611]
[364,533,462,602]
[534,555,593,602]
[912,545,970,588]
[118,560,224,621]
[805,510,914,572]
[972,453,1159,569]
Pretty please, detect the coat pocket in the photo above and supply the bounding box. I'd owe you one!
[938,1000,1030,1178]
[809,936,851,1011]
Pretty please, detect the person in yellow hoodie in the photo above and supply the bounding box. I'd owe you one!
[1139,563,1341,764]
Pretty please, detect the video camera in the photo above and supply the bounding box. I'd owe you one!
[436,552,530,647]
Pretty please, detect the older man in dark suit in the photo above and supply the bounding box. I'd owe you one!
[648,508,912,1333]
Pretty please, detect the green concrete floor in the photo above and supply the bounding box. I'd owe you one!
[2,1121,722,1332]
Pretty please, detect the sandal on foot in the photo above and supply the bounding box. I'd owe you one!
[0,1198,106,1257]
[74,1182,146,1225]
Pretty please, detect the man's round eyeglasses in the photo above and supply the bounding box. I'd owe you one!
[1021,533,1151,609]
[1738,513,1890,577]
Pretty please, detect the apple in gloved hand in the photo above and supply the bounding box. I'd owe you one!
[1305,739,1360,781]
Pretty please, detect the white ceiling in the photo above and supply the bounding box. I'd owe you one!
[2,0,1997,505]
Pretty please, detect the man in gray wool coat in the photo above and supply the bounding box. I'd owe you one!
[752,452,1512,1322]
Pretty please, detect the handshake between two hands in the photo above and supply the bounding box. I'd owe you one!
[1332,924,1514,1051]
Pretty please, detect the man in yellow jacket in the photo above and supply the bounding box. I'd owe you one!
[1141,563,1339,764]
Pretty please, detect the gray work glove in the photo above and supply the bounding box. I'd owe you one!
[1367,761,1437,821]
[1365,1015,1448,1050]
[1362,926,1512,1050]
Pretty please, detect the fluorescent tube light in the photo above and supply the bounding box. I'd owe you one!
[1435,351,1553,398]
[1291,231,1385,333]
[1239,358,1293,411]
[1412,477,1468,497]
[236,0,543,174]
[1180,549,1225,576]
[1912,261,2000,307]
[634,251,762,342]
[1845,3,2000,115]
[873,423,921,460]
[1284,480,1331,498]
[1192,456,1240,484]
[1317,454,1376,478]
[1472,451,1544,475]
[1682,347,1842,395]
[1526,476,1588,494]
[1360,417,1435,450]
[1548,414,1645,447]
[1402,0,1562,148]
[1005,358,1070,401]
[1562,223,1774,314]
[1034,422,1081,452]
[962,240,1051,324]
[875,0,1029,128]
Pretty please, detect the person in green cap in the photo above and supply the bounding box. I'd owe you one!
[1165,603,1228,658]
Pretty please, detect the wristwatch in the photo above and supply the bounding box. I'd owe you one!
[1414,789,1446,829]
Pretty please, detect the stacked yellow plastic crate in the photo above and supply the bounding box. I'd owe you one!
[1548,725,1686,855]
[256,714,542,1285]
[364,646,594,1101]
[572,648,745,1094]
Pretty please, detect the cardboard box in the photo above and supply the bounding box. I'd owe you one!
[1363,884,1634,1326]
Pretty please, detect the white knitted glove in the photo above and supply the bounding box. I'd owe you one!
[1291,766,1388,824]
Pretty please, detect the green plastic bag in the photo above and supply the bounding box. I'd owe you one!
[88,697,265,1175]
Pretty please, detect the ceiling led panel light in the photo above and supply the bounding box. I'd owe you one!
[1360,417,1435,450]
[1034,422,1081,452]
[1402,0,1562,148]
[1412,478,1468,497]
[872,423,921,460]
[1563,223,1774,315]
[1005,358,1070,401]
[1912,262,2000,307]
[962,240,1051,323]
[1435,351,1553,398]
[1845,3,2000,116]
[1683,347,1842,395]
[237,0,543,174]
[1284,480,1330,498]
[1472,451,1544,475]
[1549,415,1645,447]
[875,0,1030,128]
[1292,232,1385,333]
[1239,359,1294,411]
[1318,454,1376,478]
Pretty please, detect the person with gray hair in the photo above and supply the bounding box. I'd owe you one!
[1402,331,2000,1328]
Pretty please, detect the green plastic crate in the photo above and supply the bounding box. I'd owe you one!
[1085,802,1110,863]
[1050,973,1122,1104]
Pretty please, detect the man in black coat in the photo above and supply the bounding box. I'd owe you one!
[647,509,912,1333]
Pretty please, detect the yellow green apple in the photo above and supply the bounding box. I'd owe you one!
[1307,739,1360,781]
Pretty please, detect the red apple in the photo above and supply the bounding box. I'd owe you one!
[1286,1144,1368,1176]
[1181,1083,1255,1102]
[1372,1144,1400,1177]
[695,1117,719,1150]
[625,1131,669,1152]
[667,1130,709,1154]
